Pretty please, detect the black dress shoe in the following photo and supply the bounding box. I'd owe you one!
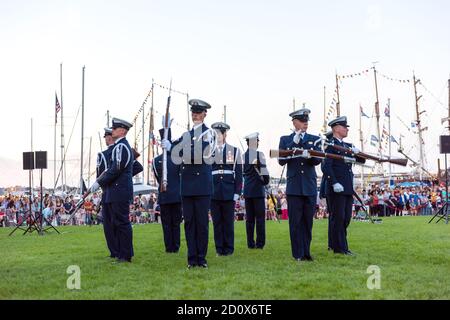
[187,264,196,269]
[199,263,208,268]
[344,251,355,256]
[303,255,314,261]
[112,258,131,264]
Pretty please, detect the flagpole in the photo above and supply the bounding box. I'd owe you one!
[88,136,92,187]
[323,86,327,133]
[359,104,364,189]
[147,80,154,185]
[142,84,145,184]
[54,93,57,192]
[60,63,65,193]
[388,98,392,186]
[335,72,341,117]
[80,66,85,196]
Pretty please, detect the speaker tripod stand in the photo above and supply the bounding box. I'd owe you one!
[429,150,449,224]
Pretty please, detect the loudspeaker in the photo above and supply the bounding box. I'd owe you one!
[35,151,47,169]
[23,152,35,170]
[440,136,450,154]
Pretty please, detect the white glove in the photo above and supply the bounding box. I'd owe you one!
[299,150,311,159]
[89,181,100,193]
[344,157,356,164]
[351,147,360,154]
[161,139,172,151]
[161,114,173,128]
[234,194,240,202]
[333,183,344,193]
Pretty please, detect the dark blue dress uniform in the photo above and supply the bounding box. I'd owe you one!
[97,118,135,262]
[319,131,333,251]
[278,119,322,261]
[96,137,118,258]
[210,122,243,256]
[321,117,365,255]
[152,128,182,253]
[166,99,214,267]
[243,132,270,249]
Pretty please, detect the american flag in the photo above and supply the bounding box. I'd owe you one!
[55,92,61,123]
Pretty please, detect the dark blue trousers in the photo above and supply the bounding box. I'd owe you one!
[182,196,210,265]
[160,203,182,253]
[107,202,134,261]
[102,201,119,257]
[287,195,315,259]
[328,194,353,253]
[211,200,235,255]
[245,197,266,249]
[326,196,334,250]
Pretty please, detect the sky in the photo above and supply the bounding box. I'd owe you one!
[1,0,449,188]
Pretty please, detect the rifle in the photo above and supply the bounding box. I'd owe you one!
[326,142,408,167]
[352,191,374,224]
[66,191,91,224]
[161,79,172,192]
[269,148,359,164]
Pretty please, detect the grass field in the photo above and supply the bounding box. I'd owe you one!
[0,216,449,300]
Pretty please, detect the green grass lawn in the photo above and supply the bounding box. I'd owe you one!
[0,216,449,300]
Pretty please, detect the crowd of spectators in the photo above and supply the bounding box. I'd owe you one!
[1,183,447,227]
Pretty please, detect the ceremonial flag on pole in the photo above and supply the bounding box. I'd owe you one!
[384,104,390,117]
[55,92,61,124]
[390,136,399,145]
[370,135,379,146]
[360,106,370,118]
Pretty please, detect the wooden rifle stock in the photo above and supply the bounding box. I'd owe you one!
[269,149,357,163]
[328,144,408,167]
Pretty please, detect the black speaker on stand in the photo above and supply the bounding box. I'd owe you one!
[11,151,60,236]
[9,152,36,236]
[429,136,450,224]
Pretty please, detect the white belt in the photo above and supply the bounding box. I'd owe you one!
[212,170,234,175]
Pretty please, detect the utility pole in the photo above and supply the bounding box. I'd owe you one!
[413,72,425,181]
[223,105,227,123]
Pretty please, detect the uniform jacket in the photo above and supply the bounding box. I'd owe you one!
[321,137,365,196]
[97,137,134,203]
[211,143,243,201]
[243,149,270,198]
[278,132,322,197]
[170,123,213,196]
[152,153,181,205]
